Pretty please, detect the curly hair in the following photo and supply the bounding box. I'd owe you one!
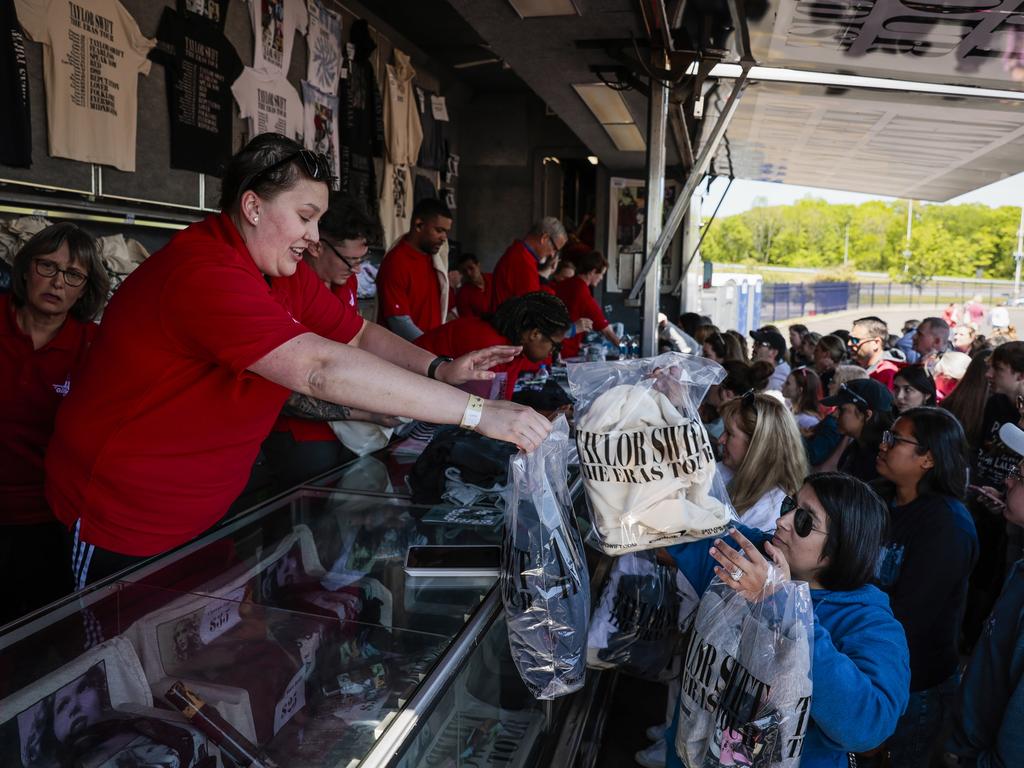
[491,291,571,342]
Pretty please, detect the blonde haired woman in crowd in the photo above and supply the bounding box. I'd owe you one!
[717,391,808,532]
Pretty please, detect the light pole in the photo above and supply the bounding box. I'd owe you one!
[1015,206,1024,301]
[902,199,913,274]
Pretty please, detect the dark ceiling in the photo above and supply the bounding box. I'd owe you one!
[358,0,531,93]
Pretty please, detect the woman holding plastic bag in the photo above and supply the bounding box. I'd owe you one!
[665,473,910,768]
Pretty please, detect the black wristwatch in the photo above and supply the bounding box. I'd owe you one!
[427,356,453,380]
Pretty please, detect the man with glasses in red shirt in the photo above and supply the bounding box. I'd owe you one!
[849,315,901,390]
[490,217,566,312]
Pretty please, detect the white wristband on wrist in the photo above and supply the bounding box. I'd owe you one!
[460,395,484,431]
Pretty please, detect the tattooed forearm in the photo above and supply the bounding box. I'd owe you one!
[283,392,352,421]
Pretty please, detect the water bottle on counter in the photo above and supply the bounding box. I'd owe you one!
[630,336,641,359]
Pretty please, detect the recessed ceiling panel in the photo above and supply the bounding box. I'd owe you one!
[713,81,1024,200]
[748,0,1024,92]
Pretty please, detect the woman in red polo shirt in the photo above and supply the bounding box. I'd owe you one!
[1,223,109,622]
[416,292,571,400]
[555,250,621,359]
[46,133,552,588]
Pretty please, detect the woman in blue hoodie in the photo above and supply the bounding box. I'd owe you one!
[665,472,910,768]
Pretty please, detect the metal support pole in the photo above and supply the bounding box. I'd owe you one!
[1013,206,1023,300]
[641,59,670,357]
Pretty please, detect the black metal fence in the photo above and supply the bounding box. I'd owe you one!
[761,279,1014,324]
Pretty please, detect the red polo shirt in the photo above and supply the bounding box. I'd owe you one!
[415,316,534,400]
[555,275,610,359]
[45,213,364,556]
[0,295,96,526]
[376,239,442,333]
[456,273,492,320]
[271,274,361,444]
[868,359,902,391]
[491,241,553,311]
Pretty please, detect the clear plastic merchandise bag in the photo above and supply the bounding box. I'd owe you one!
[501,415,590,701]
[567,352,734,555]
[675,569,814,768]
[586,550,683,680]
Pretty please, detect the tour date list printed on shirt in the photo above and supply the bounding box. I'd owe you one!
[15,0,155,171]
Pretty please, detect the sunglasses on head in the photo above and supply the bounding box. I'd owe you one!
[779,495,827,537]
[242,149,335,193]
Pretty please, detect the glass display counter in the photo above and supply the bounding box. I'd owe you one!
[0,473,608,768]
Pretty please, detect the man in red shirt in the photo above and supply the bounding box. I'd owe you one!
[555,251,621,359]
[455,253,492,320]
[376,198,453,340]
[416,292,571,400]
[490,217,567,312]
[849,315,901,390]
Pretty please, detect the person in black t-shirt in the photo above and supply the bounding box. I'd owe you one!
[873,407,978,768]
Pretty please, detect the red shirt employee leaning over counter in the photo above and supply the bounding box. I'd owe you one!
[416,292,571,400]
[555,250,621,359]
[1,223,109,622]
[46,133,552,588]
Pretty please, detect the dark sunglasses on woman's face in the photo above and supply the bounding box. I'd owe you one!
[779,495,827,537]
[242,149,335,193]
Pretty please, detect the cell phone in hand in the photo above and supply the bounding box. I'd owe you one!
[968,484,1006,508]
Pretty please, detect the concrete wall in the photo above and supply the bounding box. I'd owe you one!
[456,92,588,269]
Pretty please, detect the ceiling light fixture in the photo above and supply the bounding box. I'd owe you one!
[507,0,581,18]
[587,155,599,165]
[573,83,646,152]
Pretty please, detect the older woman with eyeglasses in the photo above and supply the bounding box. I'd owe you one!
[662,472,911,768]
[872,406,978,768]
[1,223,110,623]
[45,133,552,588]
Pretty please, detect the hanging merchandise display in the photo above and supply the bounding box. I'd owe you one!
[1,0,31,168]
[179,0,229,31]
[245,0,307,78]
[301,80,339,187]
[150,7,244,177]
[501,416,590,701]
[382,48,422,167]
[232,65,303,141]
[304,0,340,94]
[14,0,155,172]
[339,19,383,243]
[415,85,447,171]
[379,162,412,248]
[675,569,814,768]
[567,352,734,555]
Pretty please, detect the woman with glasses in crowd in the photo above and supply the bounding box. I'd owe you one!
[0,223,110,622]
[872,407,978,767]
[891,364,937,413]
[663,473,910,768]
[782,366,825,431]
[820,377,894,482]
[45,133,552,588]
[716,391,808,532]
[948,421,1024,766]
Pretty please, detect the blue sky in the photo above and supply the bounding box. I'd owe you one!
[703,171,1024,218]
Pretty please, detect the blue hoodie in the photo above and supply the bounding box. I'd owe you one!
[666,527,910,768]
[948,560,1024,767]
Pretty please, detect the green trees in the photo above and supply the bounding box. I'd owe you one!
[702,197,1022,281]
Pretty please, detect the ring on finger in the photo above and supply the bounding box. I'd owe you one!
[730,567,743,582]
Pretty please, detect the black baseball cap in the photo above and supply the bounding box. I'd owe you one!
[749,329,787,357]
[821,378,893,413]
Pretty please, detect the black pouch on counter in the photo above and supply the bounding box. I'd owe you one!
[408,427,517,506]
[511,379,572,411]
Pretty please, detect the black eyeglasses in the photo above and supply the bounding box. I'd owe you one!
[34,258,88,287]
[320,239,364,271]
[241,149,335,194]
[838,383,870,410]
[881,430,921,449]
[780,496,827,537]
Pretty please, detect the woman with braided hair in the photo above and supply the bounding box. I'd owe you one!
[416,291,571,400]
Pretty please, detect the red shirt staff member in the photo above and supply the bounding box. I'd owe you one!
[0,223,109,623]
[454,252,492,320]
[555,251,621,359]
[266,193,399,490]
[416,292,571,401]
[490,217,566,311]
[46,133,551,588]
[376,198,452,340]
